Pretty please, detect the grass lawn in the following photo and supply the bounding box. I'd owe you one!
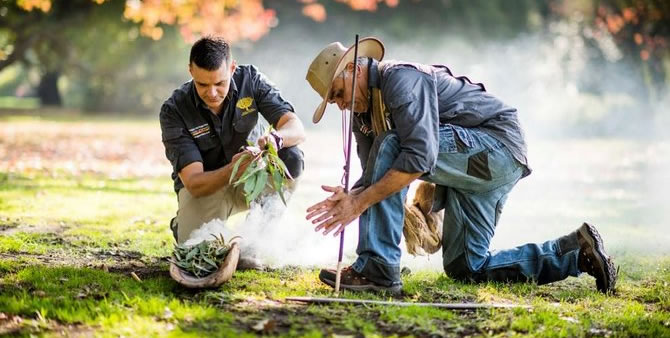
[1,115,669,337]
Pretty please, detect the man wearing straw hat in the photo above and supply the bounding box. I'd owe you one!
[305,37,617,294]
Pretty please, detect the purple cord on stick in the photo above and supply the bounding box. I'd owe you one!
[335,34,360,293]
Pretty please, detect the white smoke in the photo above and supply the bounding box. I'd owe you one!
[183,187,358,268]
[201,24,670,270]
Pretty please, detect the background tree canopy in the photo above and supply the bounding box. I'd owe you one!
[1,0,668,120]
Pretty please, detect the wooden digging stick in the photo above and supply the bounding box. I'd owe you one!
[285,297,531,310]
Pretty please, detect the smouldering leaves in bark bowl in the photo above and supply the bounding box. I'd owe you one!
[170,234,237,278]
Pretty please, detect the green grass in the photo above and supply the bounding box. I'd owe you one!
[0,173,175,257]
[1,117,670,336]
[1,177,669,337]
[0,97,40,109]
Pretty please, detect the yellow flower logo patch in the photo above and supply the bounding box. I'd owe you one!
[236,97,256,116]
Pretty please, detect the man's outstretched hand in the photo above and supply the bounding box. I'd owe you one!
[306,185,367,237]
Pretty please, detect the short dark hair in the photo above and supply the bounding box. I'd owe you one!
[189,36,232,71]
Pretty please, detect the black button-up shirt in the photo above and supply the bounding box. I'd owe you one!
[159,65,294,192]
[353,59,529,187]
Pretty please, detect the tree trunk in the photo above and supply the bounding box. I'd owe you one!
[37,71,62,106]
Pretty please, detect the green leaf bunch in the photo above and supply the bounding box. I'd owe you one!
[230,127,292,206]
[170,234,235,278]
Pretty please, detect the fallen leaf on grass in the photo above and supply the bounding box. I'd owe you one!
[130,261,146,268]
[589,327,612,335]
[252,318,276,334]
[1,314,24,326]
[130,271,142,282]
[162,307,173,320]
[559,316,579,324]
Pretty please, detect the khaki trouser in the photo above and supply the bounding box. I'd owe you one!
[171,146,305,244]
[175,186,248,244]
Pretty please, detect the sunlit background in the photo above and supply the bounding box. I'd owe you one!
[1,0,669,269]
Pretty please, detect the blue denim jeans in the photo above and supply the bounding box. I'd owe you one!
[352,125,581,286]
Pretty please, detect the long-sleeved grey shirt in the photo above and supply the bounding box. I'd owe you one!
[353,59,530,186]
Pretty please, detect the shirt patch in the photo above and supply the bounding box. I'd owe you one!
[188,124,210,139]
[236,97,256,116]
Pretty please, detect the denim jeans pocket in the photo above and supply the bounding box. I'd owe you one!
[439,124,473,153]
[467,150,492,181]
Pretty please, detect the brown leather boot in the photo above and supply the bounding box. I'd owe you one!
[319,266,402,295]
[576,223,617,294]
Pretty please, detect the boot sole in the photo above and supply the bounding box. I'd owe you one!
[319,272,402,296]
[580,223,617,293]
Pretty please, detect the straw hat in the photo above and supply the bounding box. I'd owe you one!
[305,37,385,124]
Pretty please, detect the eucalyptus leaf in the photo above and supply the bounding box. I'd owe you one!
[247,170,268,205]
[193,263,211,273]
[229,153,250,184]
[267,140,279,157]
[203,256,218,269]
[272,169,283,191]
[175,261,191,270]
[229,126,292,206]
[243,172,257,196]
[277,185,287,205]
[172,234,235,278]
[185,247,198,260]
[236,163,264,186]
[272,155,293,180]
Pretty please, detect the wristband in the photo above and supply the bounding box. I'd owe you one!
[270,130,284,150]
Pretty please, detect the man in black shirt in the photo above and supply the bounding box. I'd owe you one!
[159,37,305,264]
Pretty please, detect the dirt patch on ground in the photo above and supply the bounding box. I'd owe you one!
[0,313,96,337]
[0,221,19,233]
[0,221,69,236]
[210,303,483,337]
[0,248,170,280]
[0,255,496,337]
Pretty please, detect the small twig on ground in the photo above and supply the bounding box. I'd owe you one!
[130,271,142,282]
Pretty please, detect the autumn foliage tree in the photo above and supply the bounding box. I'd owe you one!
[549,0,670,102]
[11,0,397,43]
[3,0,396,108]
[592,0,669,100]
[3,0,669,111]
